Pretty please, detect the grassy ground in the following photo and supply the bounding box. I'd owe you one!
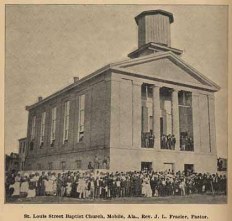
[6,194,227,204]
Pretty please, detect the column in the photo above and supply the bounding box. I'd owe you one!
[152,85,161,148]
[132,81,142,147]
[208,94,217,154]
[192,93,201,153]
[171,89,180,150]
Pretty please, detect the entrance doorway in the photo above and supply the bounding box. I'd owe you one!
[141,162,152,171]
[184,164,194,175]
[163,163,174,173]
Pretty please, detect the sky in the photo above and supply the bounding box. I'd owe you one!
[5,5,228,157]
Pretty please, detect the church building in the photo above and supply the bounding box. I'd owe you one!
[23,10,220,173]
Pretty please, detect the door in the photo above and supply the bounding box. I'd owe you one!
[141,162,152,171]
[163,163,174,173]
[184,164,194,175]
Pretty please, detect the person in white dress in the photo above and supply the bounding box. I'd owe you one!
[65,176,72,197]
[179,178,186,196]
[142,175,152,197]
[27,174,37,198]
[50,172,57,195]
[77,177,86,199]
[11,173,21,197]
[45,173,54,196]
[20,174,29,197]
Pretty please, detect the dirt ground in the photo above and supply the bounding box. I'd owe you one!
[5,194,227,204]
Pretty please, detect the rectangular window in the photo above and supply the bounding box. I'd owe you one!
[141,84,153,99]
[142,106,148,134]
[40,112,46,148]
[48,162,53,170]
[63,101,70,143]
[61,161,66,170]
[31,116,36,140]
[27,164,32,170]
[76,160,82,169]
[19,142,22,153]
[178,91,192,107]
[78,95,85,142]
[37,163,41,170]
[141,84,154,148]
[23,142,26,153]
[141,162,152,171]
[164,100,172,135]
[184,164,194,175]
[21,143,24,153]
[178,91,194,151]
[50,107,57,146]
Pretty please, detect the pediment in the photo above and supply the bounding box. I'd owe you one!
[112,53,220,91]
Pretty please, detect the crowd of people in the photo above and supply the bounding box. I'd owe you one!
[161,134,176,150]
[87,155,110,170]
[141,131,155,148]
[5,169,227,200]
[141,132,195,152]
[180,134,194,151]
[141,132,177,150]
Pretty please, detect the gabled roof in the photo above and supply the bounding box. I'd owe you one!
[128,42,183,58]
[26,51,220,110]
[110,51,220,92]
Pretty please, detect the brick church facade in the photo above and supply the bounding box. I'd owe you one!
[23,10,220,173]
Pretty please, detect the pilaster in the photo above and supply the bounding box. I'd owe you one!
[132,81,142,147]
[192,92,201,153]
[171,89,180,150]
[152,85,161,148]
[208,94,217,154]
